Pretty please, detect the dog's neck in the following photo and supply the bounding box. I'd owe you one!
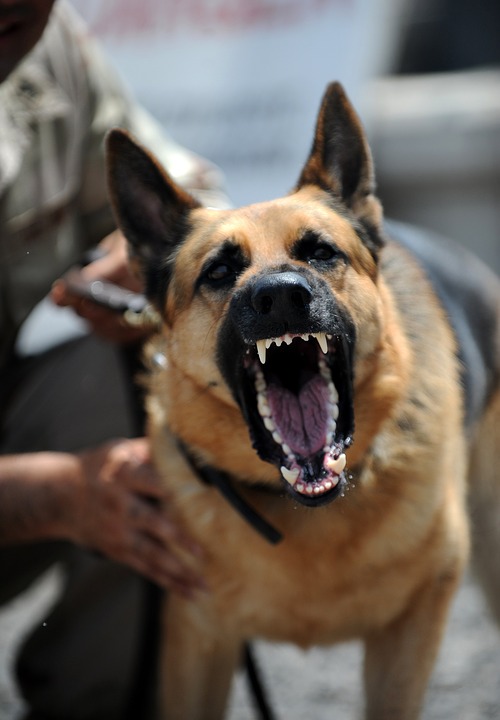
[176,439,284,545]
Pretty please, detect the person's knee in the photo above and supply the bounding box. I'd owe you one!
[2,336,140,454]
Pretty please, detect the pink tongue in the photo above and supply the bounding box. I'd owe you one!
[266,375,329,455]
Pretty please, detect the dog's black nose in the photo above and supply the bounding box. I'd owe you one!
[251,272,312,316]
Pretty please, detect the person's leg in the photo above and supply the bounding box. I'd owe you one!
[1,335,157,720]
[17,552,148,720]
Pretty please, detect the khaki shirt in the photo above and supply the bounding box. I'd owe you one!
[0,1,228,368]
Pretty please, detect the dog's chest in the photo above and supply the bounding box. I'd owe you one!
[191,488,426,648]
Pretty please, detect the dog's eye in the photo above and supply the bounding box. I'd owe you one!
[309,245,336,262]
[294,234,344,267]
[196,240,248,293]
[198,260,238,288]
[205,262,235,285]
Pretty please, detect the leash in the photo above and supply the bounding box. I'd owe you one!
[177,441,283,545]
[176,441,282,720]
[244,644,279,720]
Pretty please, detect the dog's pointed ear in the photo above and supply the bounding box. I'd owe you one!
[106,128,201,293]
[296,82,382,234]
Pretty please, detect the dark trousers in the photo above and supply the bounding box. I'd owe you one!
[0,336,160,720]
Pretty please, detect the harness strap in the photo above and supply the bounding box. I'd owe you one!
[177,441,283,545]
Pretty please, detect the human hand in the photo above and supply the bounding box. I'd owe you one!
[70,438,206,598]
[51,230,151,344]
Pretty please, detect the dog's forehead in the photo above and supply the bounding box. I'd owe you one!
[192,189,358,261]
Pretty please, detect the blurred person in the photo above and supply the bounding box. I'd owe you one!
[0,1,228,718]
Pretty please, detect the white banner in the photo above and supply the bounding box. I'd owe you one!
[71,0,402,205]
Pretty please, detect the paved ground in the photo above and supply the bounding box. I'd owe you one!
[1,568,500,719]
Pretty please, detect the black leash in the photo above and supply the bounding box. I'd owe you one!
[177,441,283,545]
[244,644,278,720]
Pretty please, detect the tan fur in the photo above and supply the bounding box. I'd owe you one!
[106,83,500,720]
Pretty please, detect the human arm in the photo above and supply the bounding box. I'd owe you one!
[0,438,205,598]
[49,6,229,342]
[50,229,153,344]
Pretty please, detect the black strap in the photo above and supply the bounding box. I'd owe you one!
[244,643,279,720]
[177,442,283,545]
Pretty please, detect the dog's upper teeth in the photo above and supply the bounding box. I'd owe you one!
[255,369,266,392]
[263,416,275,432]
[257,393,271,417]
[329,381,339,405]
[256,339,267,364]
[316,332,328,354]
[255,332,329,364]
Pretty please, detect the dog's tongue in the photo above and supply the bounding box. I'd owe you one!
[266,375,329,456]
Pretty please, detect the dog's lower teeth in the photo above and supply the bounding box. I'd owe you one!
[281,466,299,485]
[325,453,347,475]
[292,474,340,497]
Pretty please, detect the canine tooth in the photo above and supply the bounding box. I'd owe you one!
[256,340,267,364]
[326,453,347,475]
[315,332,328,354]
[281,466,300,486]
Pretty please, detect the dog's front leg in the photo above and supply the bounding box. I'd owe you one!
[157,594,242,720]
[362,566,463,720]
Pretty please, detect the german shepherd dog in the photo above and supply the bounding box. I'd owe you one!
[106,83,500,719]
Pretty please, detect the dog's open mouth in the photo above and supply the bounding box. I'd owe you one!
[242,331,354,506]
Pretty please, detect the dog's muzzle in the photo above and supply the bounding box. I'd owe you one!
[217,268,355,508]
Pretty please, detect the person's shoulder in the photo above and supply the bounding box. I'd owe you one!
[27,2,91,92]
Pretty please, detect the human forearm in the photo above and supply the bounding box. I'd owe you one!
[0,440,206,596]
[0,452,80,544]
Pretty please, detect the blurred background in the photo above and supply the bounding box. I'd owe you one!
[71,0,500,270]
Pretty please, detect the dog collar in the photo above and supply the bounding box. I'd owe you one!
[177,441,283,545]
